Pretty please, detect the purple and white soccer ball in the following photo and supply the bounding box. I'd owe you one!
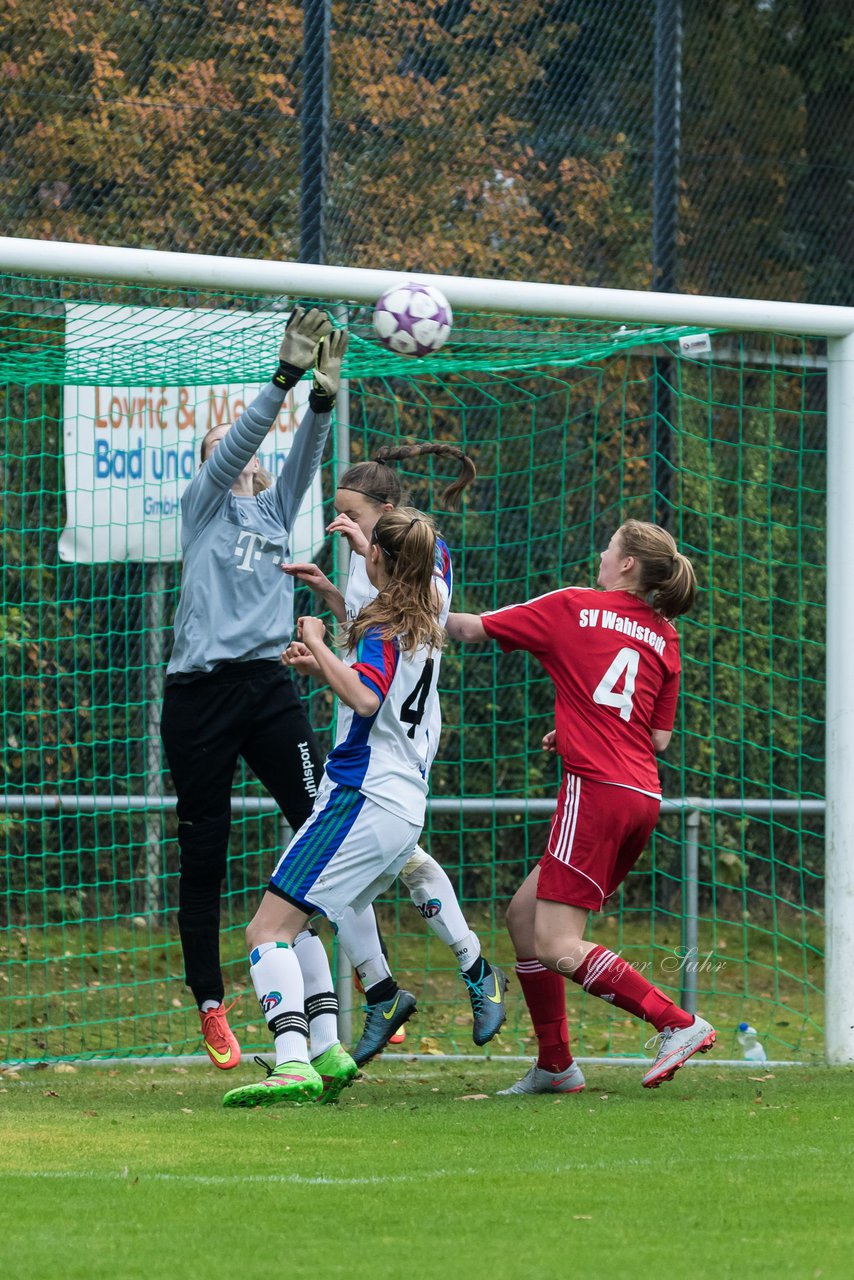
[372,282,453,357]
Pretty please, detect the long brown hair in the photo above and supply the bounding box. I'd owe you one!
[339,441,476,511]
[199,428,272,495]
[345,507,445,655]
[618,519,696,618]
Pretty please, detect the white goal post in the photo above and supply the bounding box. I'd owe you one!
[1,234,853,1066]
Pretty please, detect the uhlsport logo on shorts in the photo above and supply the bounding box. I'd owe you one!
[416,898,442,919]
[297,740,318,798]
[261,991,282,1013]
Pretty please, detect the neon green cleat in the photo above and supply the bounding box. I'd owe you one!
[222,1059,323,1108]
[311,1042,359,1104]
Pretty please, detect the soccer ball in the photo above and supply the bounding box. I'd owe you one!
[372,282,453,357]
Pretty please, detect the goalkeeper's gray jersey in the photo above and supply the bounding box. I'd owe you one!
[167,383,331,676]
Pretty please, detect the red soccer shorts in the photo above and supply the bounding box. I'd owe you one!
[537,772,660,911]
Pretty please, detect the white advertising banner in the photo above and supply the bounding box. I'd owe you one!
[59,304,325,563]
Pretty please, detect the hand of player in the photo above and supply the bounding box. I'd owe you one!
[279,306,333,371]
[313,327,349,400]
[281,562,335,595]
[297,615,327,648]
[542,729,558,754]
[282,641,323,676]
[326,512,370,557]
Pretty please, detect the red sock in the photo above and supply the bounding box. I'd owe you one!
[515,958,573,1072]
[571,945,693,1032]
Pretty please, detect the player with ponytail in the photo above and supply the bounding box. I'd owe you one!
[447,519,716,1094]
[223,509,451,1108]
[283,441,507,1065]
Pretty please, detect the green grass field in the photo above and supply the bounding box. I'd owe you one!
[1,1059,852,1280]
[2,906,825,1065]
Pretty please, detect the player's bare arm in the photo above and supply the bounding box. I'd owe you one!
[281,562,347,622]
[281,640,323,677]
[297,615,381,717]
[651,729,672,753]
[326,511,371,557]
[445,611,488,642]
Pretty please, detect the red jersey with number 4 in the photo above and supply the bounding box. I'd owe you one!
[482,587,681,795]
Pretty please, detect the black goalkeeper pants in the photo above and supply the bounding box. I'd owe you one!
[160,660,323,1007]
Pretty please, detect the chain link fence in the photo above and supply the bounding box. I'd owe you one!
[2,1,852,303]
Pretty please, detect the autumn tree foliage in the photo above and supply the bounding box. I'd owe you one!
[2,1,852,299]
[1,0,305,257]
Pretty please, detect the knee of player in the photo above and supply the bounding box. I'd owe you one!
[177,813,230,880]
[505,894,525,936]
[245,917,264,954]
[179,854,228,887]
[400,848,433,890]
[537,940,585,977]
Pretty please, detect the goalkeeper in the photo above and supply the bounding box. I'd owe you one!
[160,308,348,1072]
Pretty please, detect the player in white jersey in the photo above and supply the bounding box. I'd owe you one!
[283,446,507,1064]
[223,508,449,1107]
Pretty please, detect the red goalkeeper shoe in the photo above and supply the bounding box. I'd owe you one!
[200,999,241,1070]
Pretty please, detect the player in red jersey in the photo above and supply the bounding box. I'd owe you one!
[446,519,716,1091]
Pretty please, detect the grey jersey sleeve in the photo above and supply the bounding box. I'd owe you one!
[181,383,287,538]
[269,403,333,531]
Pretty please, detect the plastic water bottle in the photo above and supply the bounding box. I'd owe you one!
[737,1022,767,1063]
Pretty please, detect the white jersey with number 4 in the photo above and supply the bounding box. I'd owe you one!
[342,540,452,770]
[324,624,442,827]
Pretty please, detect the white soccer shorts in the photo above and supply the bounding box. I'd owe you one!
[268,778,422,923]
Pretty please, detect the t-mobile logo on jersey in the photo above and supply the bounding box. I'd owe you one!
[298,741,317,798]
[234,530,268,572]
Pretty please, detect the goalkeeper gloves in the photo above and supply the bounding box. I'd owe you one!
[271,306,348,411]
[272,305,332,390]
[310,327,350,412]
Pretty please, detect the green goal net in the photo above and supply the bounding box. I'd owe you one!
[1,272,825,1065]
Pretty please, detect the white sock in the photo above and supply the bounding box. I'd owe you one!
[248,941,308,1065]
[200,999,221,1013]
[451,930,482,973]
[401,848,476,962]
[336,905,393,991]
[293,929,339,1059]
[355,951,393,991]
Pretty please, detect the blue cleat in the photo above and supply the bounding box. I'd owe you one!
[352,989,417,1067]
[463,962,508,1046]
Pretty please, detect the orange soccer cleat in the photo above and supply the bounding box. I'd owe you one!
[200,999,241,1070]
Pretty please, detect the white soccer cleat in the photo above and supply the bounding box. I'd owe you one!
[641,1016,716,1088]
[496,1061,586,1096]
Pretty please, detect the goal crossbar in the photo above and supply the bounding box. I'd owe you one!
[2,235,854,336]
